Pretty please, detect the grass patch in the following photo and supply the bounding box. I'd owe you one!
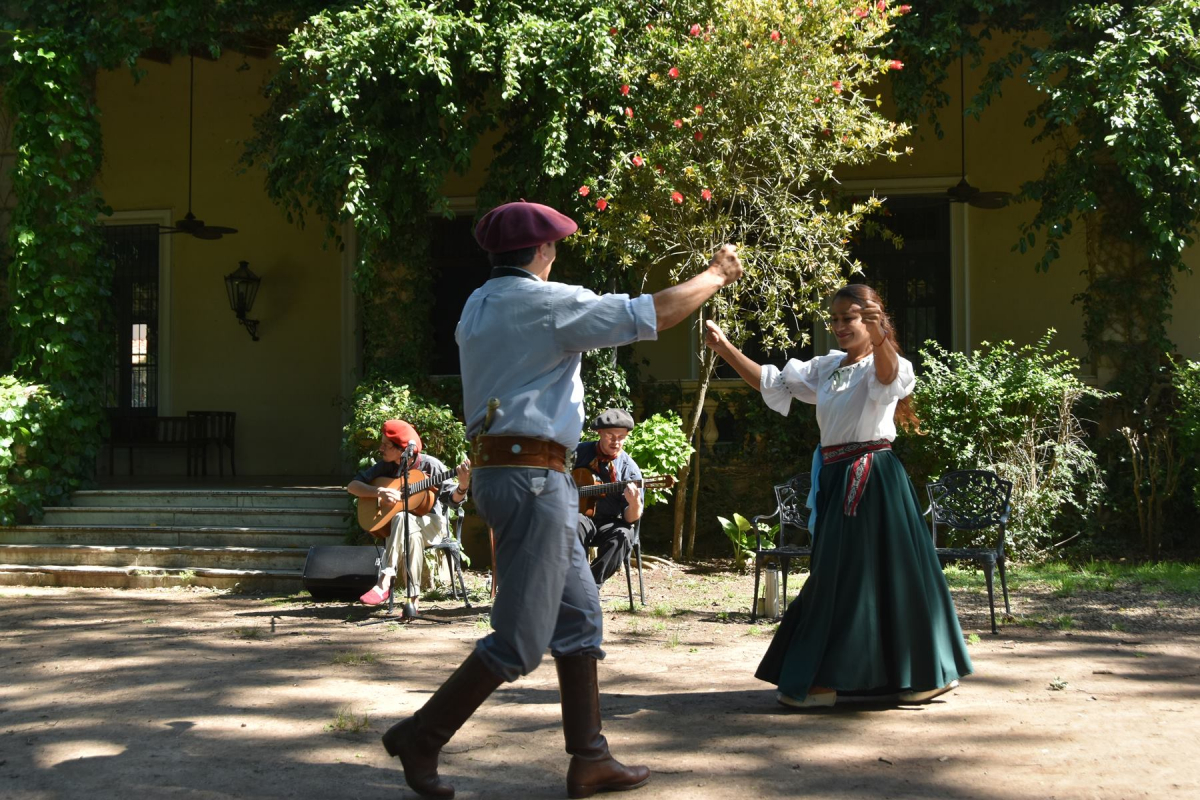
[326,706,370,734]
[233,627,263,639]
[1015,614,1046,628]
[474,616,492,632]
[650,602,675,618]
[332,651,379,666]
[664,632,680,649]
[1053,614,1075,630]
[1005,560,1200,595]
[967,633,981,645]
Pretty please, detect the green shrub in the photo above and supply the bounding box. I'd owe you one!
[1173,359,1200,509]
[343,379,469,473]
[906,331,1110,559]
[0,377,88,525]
[623,412,694,508]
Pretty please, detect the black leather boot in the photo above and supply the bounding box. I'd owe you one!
[382,651,503,799]
[556,654,650,799]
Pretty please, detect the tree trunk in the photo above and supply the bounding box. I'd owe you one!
[685,349,719,559]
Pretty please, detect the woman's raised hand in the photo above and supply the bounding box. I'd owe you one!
[703,319,729,351]
[857,300,888,346]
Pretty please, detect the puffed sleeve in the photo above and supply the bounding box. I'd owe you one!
[760,357,822,415]
[867,355,916,402]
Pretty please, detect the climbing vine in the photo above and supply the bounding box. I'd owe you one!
[0,1,326,521]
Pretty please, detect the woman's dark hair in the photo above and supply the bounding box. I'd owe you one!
[832,284,921,433]
[487,246,538,268]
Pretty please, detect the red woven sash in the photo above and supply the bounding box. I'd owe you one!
[820,440,891,517]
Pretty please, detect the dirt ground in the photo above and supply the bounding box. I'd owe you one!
[3,565,1199,800]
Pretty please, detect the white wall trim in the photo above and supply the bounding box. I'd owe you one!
[101,209,174,413]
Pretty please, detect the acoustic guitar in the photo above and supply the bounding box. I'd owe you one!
[571,468,676,517]
[357,467,455,537]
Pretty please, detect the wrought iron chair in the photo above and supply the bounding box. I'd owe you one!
[426,509,471,608]
[622,519,645,612]
[750,472,812,622]
[926,469,1014,634]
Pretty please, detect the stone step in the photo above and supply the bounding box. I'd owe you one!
[0,543,311,572]
[42,505,350,529]
[70,489,349,511]
[0,525,347,549]
[0,563,301,593]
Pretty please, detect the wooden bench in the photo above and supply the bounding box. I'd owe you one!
[107,414,199,476]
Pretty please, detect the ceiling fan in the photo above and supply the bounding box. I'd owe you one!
[947,55,1011,209]
[160,56,239,240]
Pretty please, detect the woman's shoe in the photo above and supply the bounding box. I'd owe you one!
[776,689,836,708]
[899,680,959,703]
[360,587,387,606]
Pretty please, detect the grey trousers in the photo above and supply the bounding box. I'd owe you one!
[472,467,605,681]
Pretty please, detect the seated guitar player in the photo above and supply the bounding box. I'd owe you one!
[346,419,471,615]
[574,409,644,586]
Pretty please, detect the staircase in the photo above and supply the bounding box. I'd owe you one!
[0,487,352,592]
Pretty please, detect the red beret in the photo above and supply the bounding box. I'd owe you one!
[382,419,422,456]
[474,200,578,253]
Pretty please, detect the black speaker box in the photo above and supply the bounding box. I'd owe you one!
[301,545,380,601]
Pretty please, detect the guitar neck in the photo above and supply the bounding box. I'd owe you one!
[405,469,454,496]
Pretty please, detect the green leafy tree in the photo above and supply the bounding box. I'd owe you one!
[248,0,910,560]
[571,0,911,558]
[889,1,1200,400]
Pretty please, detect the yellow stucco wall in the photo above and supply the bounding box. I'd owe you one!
[96,56,349,476]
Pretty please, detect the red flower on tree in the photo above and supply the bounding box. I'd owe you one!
[673,119,683,128]
[693,130,704,141]
[899,4,912,13]
[770,30,780,42]
[596,198,608,211]
[877,0,887,11]
[655,165,665,174]
[578,185,590,197]
[832,80,843,93]
[694,104,704,114]
[621,84,630,96]
[888,59,904,70]
[668,66,680,79]
[853,7,868,18]
[689,23,701,36]
[632,155,645,167]
[671,191,684,205]
[609,27,617,36]
[625,107,634,118]
[701,189,713,202]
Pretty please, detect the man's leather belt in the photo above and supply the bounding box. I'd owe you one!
[473,435,569,472]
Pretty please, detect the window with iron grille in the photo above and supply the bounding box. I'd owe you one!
[853,198,953,369]
[103,224,160,414]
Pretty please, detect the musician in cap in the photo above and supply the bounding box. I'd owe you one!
[345,419,471,616]
[575,409,643,586]
[380,199,742,799]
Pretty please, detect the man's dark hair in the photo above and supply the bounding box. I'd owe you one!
[487,246,538,268]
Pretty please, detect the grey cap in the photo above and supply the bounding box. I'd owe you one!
[591,408,635,431]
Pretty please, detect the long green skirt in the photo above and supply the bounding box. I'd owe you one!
[755,450,973,698]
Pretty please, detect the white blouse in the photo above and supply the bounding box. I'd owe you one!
[759,351,916,446]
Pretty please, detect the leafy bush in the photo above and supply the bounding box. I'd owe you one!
[623,411,694,508]
[0,377,89,525]
[905,331,1109,559]
[343,379,468,473]
[1173,359,1200,509]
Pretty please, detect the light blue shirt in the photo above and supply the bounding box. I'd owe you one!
[456,269,658,448]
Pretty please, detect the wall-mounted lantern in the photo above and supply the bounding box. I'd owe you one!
[224,260,261,341]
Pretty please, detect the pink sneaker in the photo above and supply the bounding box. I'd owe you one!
[359,587,387,606]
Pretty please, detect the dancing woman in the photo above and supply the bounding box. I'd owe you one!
[705,284,972,707]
